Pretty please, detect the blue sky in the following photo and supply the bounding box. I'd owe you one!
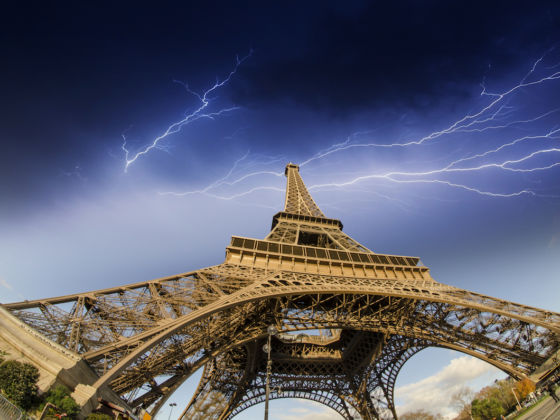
[1,2,560,418]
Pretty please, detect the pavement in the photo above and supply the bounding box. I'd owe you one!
[515,391,560,420]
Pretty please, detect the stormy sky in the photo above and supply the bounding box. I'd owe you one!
[1,1,560,418]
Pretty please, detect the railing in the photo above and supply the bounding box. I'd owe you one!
[229,236,421,267]
[0,393,24,420]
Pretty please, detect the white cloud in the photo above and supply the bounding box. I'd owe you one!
[396,356,501,419]
[0,276,13,290]
[274,400,342,420]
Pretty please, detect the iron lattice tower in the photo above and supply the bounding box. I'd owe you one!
[4,163,560,419]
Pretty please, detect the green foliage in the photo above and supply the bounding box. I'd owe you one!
[472,397,505,420]
[453,377,538,420]
[43,384,80,418]
[86,413,113,420]
[492,380,516,410]
[0,360,39,409]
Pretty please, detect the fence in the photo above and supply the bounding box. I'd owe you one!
[0,393,24,420]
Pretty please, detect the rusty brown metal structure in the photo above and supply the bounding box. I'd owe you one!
[3,163,560,419]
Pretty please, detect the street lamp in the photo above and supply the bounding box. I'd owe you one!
[511,388,522,411]
[264,325,278,420]
[168,402,177,420]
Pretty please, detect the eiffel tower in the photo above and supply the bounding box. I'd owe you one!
[1,163,559,419]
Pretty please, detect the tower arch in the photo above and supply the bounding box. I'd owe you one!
[2,163,559,419]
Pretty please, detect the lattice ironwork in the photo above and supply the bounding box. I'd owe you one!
[3,163,560,419]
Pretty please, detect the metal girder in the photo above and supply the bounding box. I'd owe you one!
[3,163,559,419]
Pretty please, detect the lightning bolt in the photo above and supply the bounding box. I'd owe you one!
[158,152,284,198]
[297,52,560,170]
[297,110,560,169]
[443,128,560,170]
[160,185,285,200]
[160,53,560,203]
[295,54,560,198]
[122,51,252,172]
[307,147,560,197]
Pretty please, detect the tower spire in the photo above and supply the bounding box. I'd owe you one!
[283,163,325,217]
[4,162,559,420]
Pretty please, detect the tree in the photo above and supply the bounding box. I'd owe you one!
[400,409,443,420]
[514,378,535,401]
[472,379,518,413]
[451,386,474,420]
[0,360,39,409]
[42,384,80,418]
[491,380,516,410]
[471,397,505,420]
[450,377,537,420]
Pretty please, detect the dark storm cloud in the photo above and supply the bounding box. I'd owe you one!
[0,1,559,213]
[233,1,560,113]
[2,2,558,137]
